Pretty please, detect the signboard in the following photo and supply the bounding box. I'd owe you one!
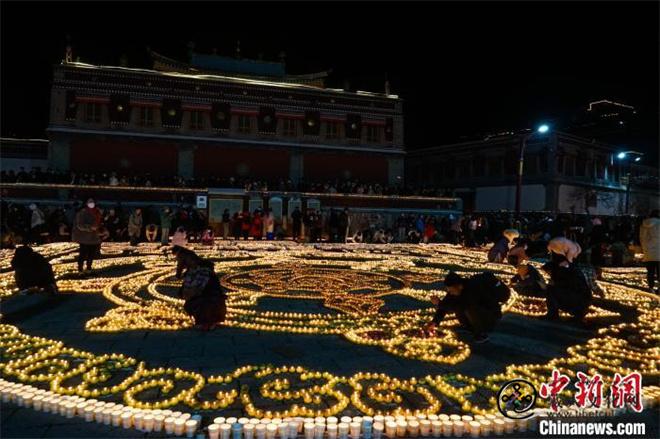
[196,195,208,209]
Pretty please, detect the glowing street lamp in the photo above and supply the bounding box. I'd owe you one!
[616,150,644,214]
[515,124,551,217]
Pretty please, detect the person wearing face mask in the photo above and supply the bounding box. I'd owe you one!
[72,198,102,272]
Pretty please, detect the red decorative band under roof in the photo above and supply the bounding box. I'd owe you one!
[363,120,386,126]
[231,109,259,116]
[320,116,347,123]
[275,112,305,119]
[76,96,110,104]
[130,100,162,108]
[182,104,212,111]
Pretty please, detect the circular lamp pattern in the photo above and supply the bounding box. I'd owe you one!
[0,242,657,419]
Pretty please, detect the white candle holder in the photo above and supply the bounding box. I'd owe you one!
[407,420,420,437]
[452,420,464,437]
[214,417,226,425]
[420,419,431,437]
[373,422,384,439]
[440,421,452,438]
[220,424,232,439]
[185,419,198,438]
[288,421,299,438]
[32,395,44,411]
[208,424,221,439]
[111,410,123,427]
[385,421,397,438]
[84,406,96,422]
[164,417,176,434]
[350,421,361,439]
[396,420,407,437]
[93,407,104,423]
[267,424,279,439]
[173,418,186,436]
[479,420,491,436]
[492,419,505,436]
[255,424,266,439]
[338,422,350,439]
[154,414,165,432]
[327,423,338,439]
[243,424,255,439]
[278,422,289,439]
[103,408,113,425]
[304,422,315,439]
[133,412,145,430]
[468,421,481,437]
[143,414,155,432]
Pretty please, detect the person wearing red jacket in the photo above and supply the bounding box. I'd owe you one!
[250,210,263,240]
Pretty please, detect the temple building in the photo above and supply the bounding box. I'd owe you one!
[47,48,404,185]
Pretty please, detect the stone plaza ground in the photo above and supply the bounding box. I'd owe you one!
[0,242,658,438]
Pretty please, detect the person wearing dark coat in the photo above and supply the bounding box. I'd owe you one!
[541,256,592,322]
[72,198,102,272]
[291,207,302,241]
[11,246,58,295]
[172,246,226,330]
[424,271,504,343]
[510,264,547,297]
[488,237,510,263]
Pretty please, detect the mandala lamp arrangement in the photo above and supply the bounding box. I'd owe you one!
[0,242,658,438]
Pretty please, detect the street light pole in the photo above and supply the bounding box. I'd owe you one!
[616,151,643,215]
[515,133,532,218]
[515,124,549,218]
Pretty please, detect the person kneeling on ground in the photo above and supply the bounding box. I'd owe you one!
[424,271,507,343]
[510,263,546,297]
[547,236,582,264]
[488,229,519,263]
[172,246,226,330]
[11,245,58,295]
[541,255,592,324]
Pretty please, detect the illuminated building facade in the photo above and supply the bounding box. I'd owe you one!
[407,130,659,215]
[47,50,404,185]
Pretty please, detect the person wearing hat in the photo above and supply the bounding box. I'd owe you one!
[424,271,504,343]
[72,198,102,272]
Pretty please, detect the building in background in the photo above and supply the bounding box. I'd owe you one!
[0,138,49,172]
[407,129,658,215]
[47,48,404,185]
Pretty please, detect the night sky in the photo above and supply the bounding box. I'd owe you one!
[1,1,658,162]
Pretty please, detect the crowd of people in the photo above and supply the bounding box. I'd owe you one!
[1,166,453,197]
[8,197,659,337]
[2,198,655,269]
